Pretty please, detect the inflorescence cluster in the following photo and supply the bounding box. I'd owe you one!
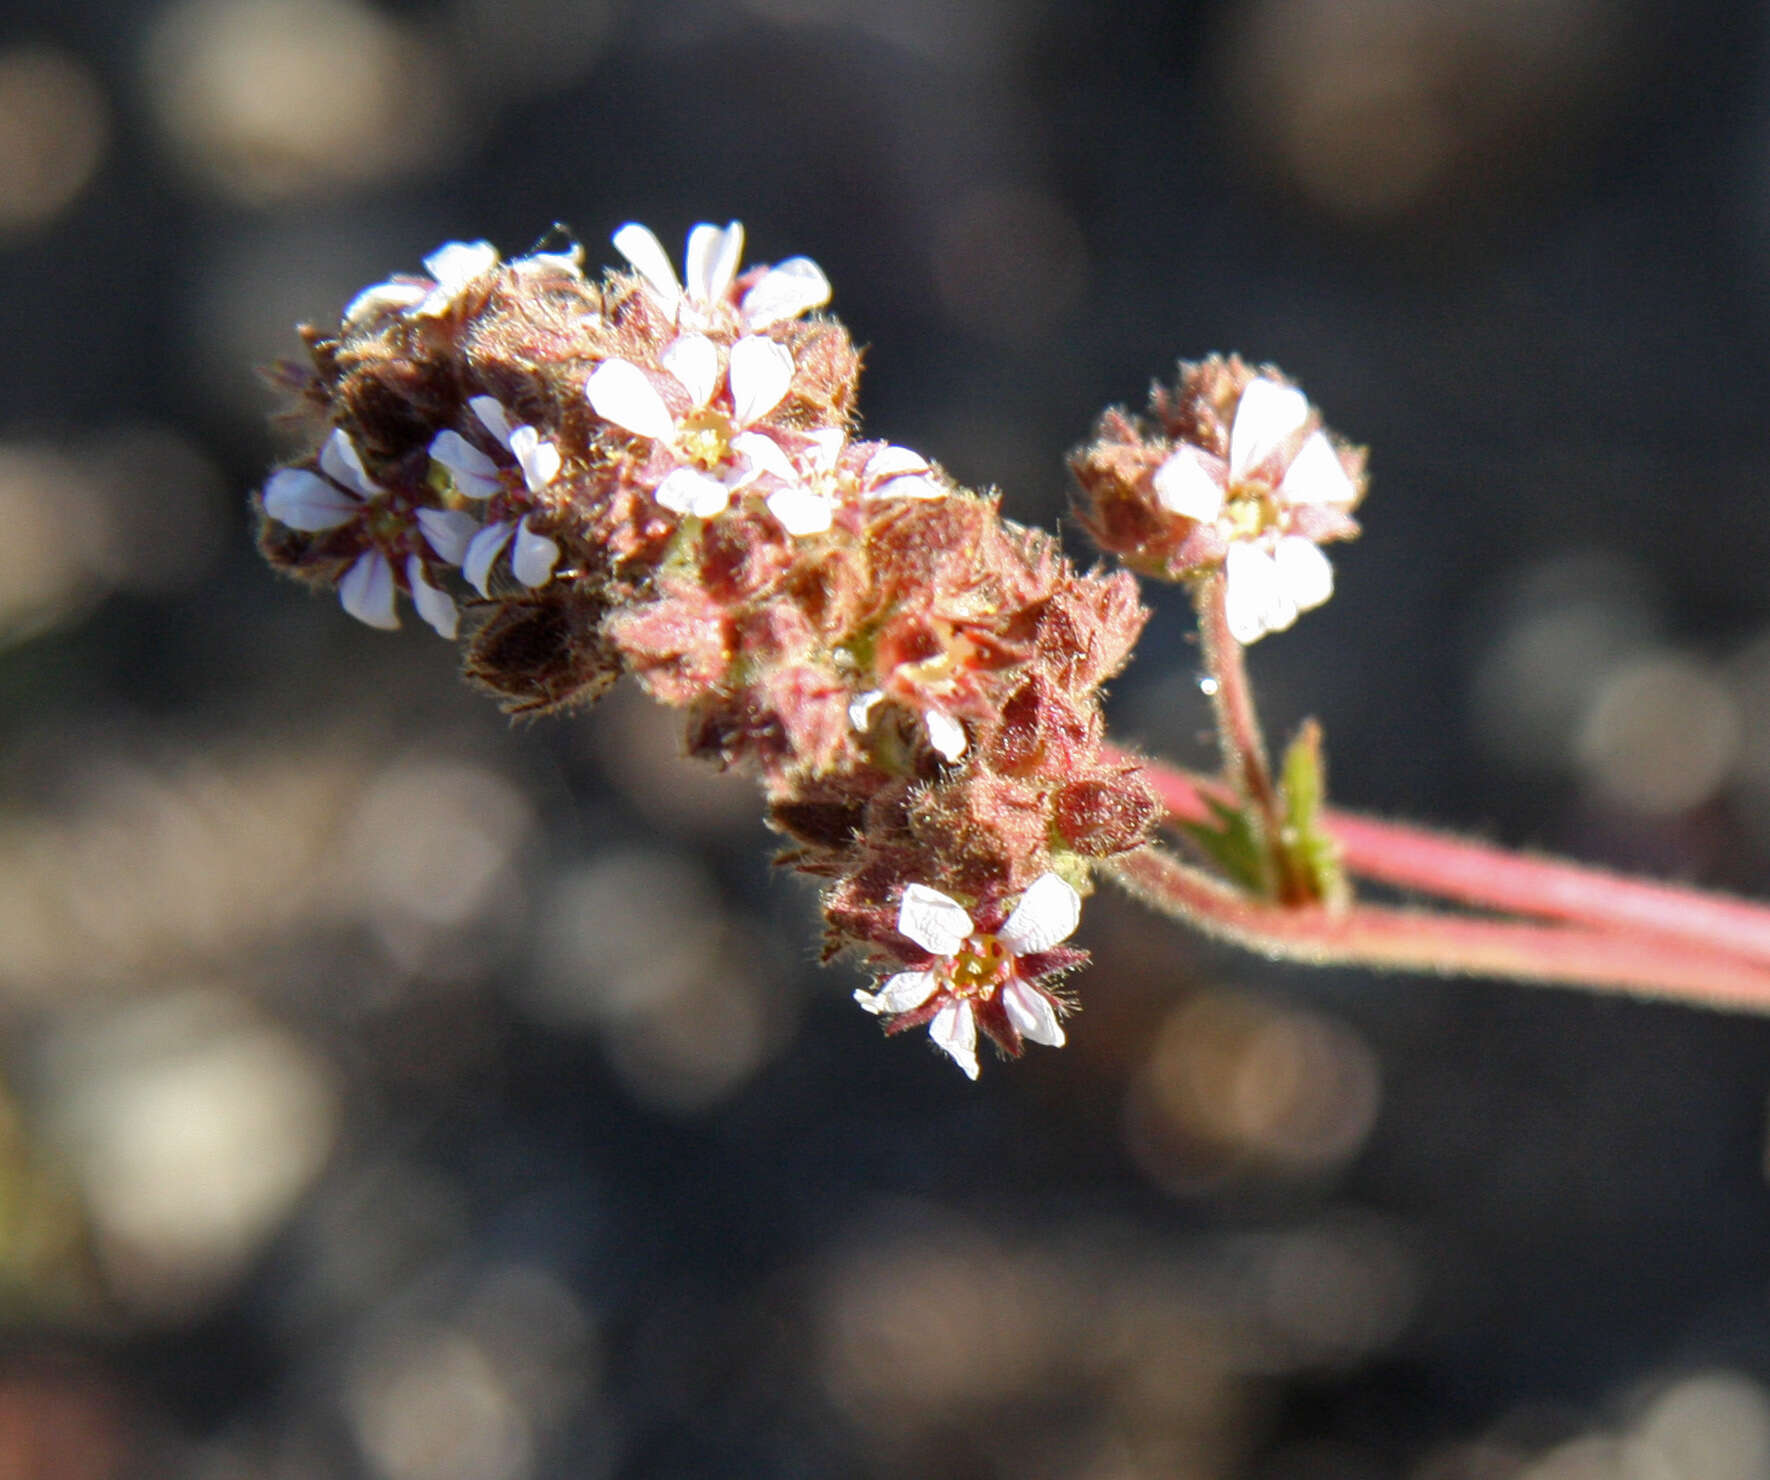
[257,222,1365,1077]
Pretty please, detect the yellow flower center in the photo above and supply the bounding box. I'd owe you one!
[1224,482,1278,538]
[945,933,1012,997]
[679,407,735,470]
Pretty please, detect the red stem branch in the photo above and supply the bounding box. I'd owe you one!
[1120,747,1770,972]
[1108,846,1770,1012]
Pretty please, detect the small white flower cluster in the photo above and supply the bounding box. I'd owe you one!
[263,222,951,635]
[586,221,944,539]
[1152,378,1359,644]
[854,872,1081,1079]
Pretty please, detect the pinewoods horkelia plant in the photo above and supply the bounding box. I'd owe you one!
[256,219,1770,1079]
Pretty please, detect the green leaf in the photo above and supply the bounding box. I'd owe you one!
[1278,718,1348,907]
[1179,794,1271,896]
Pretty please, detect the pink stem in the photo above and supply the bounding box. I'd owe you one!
[1108,846,1770,1012]
[1121,748,1770,971]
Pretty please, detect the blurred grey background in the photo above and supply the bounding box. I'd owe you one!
[4,0,1770,1475]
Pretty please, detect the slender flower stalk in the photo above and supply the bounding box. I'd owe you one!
[1107,845,1770,1013]
[1125,748,1770,982]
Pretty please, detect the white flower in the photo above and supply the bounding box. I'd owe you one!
[861,443,945,501]
[586,332,798,519]
[611,220,831,330]
[846,687,967,762]
[853,873,1082,1079]
[429,396,564,596]
[1150,376,1359,644]
[342,240,499,329]
[764,428,846,536]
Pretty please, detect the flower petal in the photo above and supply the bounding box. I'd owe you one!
[611,222,681,301]
[1001,980,1065,1047]
[423,239,498,287]
[262,467,359,530]
[1224,540,1295,644]
[848,689,885,731]
[463,520,514,597]
[1229,378,1311,483]
[416,240,498,316]
[1152,446,1227,521]
[415,507,479,565]
[466,395,514,449]
[924,707,968,761]
[406,554,458,640]
[509,426,562,493]
[511,517,560,587]
[807,427,847,471]
[428,430,502,499]
[685,220,744,304]
[864,445,930,479]
[867,474,944,501]
[727,335,794,426]
[1272,535,1334,614]
[740,256,832,328]
[767,485,834,536]
[587,359,677,442]
[660,333,720,408]
[930,1001,979,1079]
[997,872,1082,955]
[1279,431,1357,507]
[898,883,972,956]
[343,279,427,328]
[339,550,398,630]
[319,428,381,498]
[729,430,797,485]
[853,970,940,1016]
[654,467,731,519]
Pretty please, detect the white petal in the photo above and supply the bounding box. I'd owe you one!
[339,550,398,630]
[808,427,847,471]
[415,507,479,565]
[587,359,678,442]
[865,444,930,479]
[513,248,584,278]
[1001,980,1065,1047]
[1279,430,1357,507]
[468,395,516,449]
[685,221,744,304]
[428,430,502,499]
[727,335,794,426]
[867,474,944,501]
[1152,446,1227,521]
[848,689,885,731]
[728,430,797,484]
[1229,378,1311,483]
[511,517,560,587]
[423,239,498,287]
[929,1002,979,1079]
[463,520,515,597]
[319,428,381,498]
[740,256,832,328]
[654,467,731,519]
[924,707,967,761]
[406,555,458,640]
[343,279,427,328]
[998,872,1082,955]
[1272,535,1334,613]
[1224,541,1295,644]
[611,222,682,301]
[660,333,720,407]
[898,883,972,956]
[262,468,359,530]
[509,426,562,492]
[416,240,498,315]
[854,970,940,1016]
[767,485,834,536]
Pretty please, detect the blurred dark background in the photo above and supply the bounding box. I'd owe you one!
[4,0,1770,1475]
